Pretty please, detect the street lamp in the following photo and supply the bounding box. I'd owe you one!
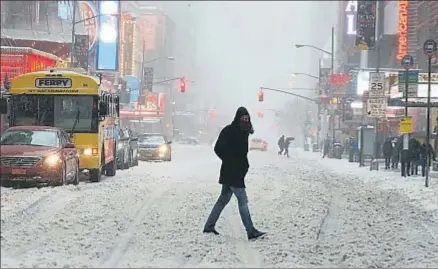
[293,26,334,75]
[290,73,319,80]
[294,44,332,56]
[143,56,175,65]
[294,27,335,147]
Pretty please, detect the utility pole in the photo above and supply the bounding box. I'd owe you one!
[138,41,146,127]
[317,58,322,151]
[70,1,77,67]
[330,26,336,144]
[375,0,381,162]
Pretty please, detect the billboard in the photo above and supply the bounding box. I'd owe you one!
[78,1,98,52]
[139,14,157,51]
[345,1,357,37]
[355,1,377,50]
[396,1,408,61]
[78,1,98,69]
[120,92,166,119]
[95,0,121,71]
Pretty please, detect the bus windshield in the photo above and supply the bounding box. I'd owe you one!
[11,95,98,133]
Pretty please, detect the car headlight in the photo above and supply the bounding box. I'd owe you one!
[158,145,168,153]
[45,154,61,166]
[83,148,98,156]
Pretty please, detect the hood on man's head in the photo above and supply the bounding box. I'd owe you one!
[233,106,251,123]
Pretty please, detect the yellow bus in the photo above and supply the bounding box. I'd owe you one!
[0,69,119,182]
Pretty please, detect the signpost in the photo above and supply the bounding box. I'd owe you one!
[399,117,413,134]
[399,55,415,177]
[423,39,437,187]
[367,72,386,118]
[398,70,419,97]
[142,67,154,92]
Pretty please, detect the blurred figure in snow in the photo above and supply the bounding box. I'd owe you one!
[322,134,330,158]
[203,107,265,240]
[277,135,285,155]
[283,136,294,158]
[382,138,393,169]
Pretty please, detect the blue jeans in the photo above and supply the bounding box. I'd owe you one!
[204,184,255,234]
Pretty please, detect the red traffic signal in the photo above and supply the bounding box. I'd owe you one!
[209,110,217,119]
[179,77,186,93]
[258,89,264,102]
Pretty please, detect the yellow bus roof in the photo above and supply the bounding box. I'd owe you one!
[9,70,101,95]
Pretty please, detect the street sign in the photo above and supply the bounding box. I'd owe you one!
[368,72,385,98]
[142,67,154,91]
[423,39,437,57]
[367,98,387,118]
[401,55,414,70]
[398,70,419,97]
[399,117,413,134]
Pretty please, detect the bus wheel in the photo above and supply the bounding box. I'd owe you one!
[89,169,101,182]
[105,159,117,176]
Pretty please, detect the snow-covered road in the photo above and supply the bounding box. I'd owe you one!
[1,145,438,268]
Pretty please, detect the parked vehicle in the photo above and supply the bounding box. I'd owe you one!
[0,126,80,187]
[116,128,138,169]
[249,138,268,151]
[0,69,119,183]
[138,133,172,161]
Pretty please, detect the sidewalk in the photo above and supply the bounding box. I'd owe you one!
[295,148,438,213]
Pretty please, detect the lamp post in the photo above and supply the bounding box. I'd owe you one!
[294,26,335,147]
[290,72,321,151]
[290,73,320,80]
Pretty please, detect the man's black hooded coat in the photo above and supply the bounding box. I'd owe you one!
[214,107,253,188]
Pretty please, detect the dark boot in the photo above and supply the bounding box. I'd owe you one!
[203,228,219,235]
[247,229,266,240]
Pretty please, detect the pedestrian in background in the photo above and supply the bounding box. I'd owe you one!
[277,135,285,155]
[391,137,400,169]
[382,138,393,169]
[283,136,293,158]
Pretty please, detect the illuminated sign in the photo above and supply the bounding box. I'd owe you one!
[397,0,408,60]
[95,0,121,71]
[355,1,376,50]
[345,1,357,35]
[78,1,98,52]
[35,78,72,88]
[119,14,134,76]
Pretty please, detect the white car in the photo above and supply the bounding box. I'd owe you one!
[249,138,268,151]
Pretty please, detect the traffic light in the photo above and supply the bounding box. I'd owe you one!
[209,110,217,119]
[179,77,186,93]
[258,89,264,102]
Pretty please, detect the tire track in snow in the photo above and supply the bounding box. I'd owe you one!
[5,186,93,258]
[225,211,264,268]
[103,157,219,268]
[99,186,178,268]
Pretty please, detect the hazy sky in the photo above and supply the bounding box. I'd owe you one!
[154,1,337,136]
[193,2,336,121]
